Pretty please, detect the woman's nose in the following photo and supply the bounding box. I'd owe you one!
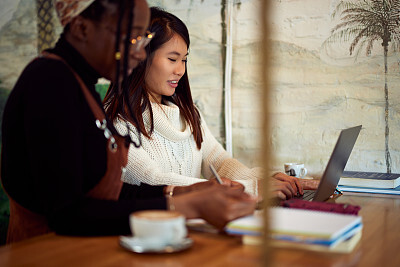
[174,61,185,76]
[131,46,147,62]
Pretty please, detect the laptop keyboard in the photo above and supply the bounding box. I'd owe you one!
[294,190,315,201]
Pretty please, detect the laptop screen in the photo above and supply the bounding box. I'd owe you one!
[312,125,362,202]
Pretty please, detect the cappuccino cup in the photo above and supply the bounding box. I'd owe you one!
[130,210,187,249]
[284,163,307,178]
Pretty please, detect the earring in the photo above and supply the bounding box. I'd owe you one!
[115,52,121,60]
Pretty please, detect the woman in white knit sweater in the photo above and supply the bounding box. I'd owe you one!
[104,7,315,198]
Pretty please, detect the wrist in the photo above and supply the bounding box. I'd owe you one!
[170,185,187,195]
[271,172,281,178]
[166,195,175,211]
[173,193,200,219]
[164,185,176,211]
[164,185,175,196]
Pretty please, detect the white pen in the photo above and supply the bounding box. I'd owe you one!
[209,164,223,184]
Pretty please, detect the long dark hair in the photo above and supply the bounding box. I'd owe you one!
[104,7,203,149]
[79,0,142,147]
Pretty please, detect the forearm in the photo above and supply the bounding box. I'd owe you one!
[218,158,263,181]
[171,184,257,229]
[49,197,167,236]
[201,119,263,184]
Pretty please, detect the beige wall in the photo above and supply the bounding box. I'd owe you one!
[270,0,399,175]
[1,0,398,175]
[0,0,37,90]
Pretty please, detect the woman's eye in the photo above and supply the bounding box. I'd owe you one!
[168,58,177,62]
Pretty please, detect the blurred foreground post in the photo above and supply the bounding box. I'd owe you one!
[261,0,271,266]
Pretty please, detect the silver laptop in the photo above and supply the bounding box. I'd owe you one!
[297,125,362,202]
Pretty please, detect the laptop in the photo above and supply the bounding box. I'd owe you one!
[296,125,362,202]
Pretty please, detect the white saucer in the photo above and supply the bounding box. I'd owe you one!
[119,236,193,254]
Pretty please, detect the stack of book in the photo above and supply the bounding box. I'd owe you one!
[225,207,363,253]
[338,171,400,195]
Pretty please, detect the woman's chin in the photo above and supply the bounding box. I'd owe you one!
[167,89,176,96]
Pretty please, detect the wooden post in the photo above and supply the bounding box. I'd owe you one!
[261,0,271,266]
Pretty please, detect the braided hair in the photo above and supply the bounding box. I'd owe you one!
[80,0,143,147]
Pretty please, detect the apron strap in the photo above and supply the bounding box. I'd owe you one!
[42,52,126,200]
[6,199,51,244]
[4,53,129,243]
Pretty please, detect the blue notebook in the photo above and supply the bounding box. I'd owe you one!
[337,184,400,195]
[339,171,400,188]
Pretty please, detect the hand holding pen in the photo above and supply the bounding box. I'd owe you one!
[209,164,223,184]
[209,164,246,191]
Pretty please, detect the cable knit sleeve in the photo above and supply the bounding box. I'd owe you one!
[114,119,207,186]
[200,117,263,195]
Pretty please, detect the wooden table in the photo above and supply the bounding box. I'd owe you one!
[0,231,261,266]
[0,194,399,267]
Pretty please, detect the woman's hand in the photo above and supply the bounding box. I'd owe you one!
[269,172,320,200]
[273,172,320,191]
[272,172,303,195]
[299,178,320,190]
[173,183,256,229]
[270,179,296,200]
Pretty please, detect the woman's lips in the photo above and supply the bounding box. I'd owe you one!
[168,80,178,88]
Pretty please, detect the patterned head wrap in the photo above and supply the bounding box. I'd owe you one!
[54,0,96,26]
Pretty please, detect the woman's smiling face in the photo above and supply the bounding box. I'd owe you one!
[144,34,188,103]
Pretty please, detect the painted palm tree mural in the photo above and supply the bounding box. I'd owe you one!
[324,0,400,173]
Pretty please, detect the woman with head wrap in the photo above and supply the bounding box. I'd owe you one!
[1,0,256,243]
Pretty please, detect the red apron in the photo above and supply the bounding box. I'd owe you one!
[5,53,128,244]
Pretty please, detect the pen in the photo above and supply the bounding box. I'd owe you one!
[335,187,343,195]
[209,164,223,184]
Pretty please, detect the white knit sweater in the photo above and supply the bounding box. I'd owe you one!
[114,102,262,195]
